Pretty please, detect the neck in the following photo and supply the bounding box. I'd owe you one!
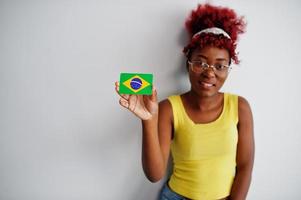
[187,90,222,111]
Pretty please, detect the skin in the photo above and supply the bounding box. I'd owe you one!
[115,46,254,200]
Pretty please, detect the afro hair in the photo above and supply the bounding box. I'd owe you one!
[183,3,246,64]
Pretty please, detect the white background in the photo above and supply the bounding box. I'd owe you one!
[1,0,301,199]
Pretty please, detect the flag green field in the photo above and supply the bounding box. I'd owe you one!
[119,73,153,95]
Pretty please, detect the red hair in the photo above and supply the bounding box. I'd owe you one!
[183,3,246,64]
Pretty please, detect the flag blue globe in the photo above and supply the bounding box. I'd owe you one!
[130,78,142,90]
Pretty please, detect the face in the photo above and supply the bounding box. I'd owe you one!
[187,46,230,97]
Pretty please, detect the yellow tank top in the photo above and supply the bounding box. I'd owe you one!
[167,93,238,200]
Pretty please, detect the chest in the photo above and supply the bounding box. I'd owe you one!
[185,104,224,124]
[171,123,238,160]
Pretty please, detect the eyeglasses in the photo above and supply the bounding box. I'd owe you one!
[187,60,231,76]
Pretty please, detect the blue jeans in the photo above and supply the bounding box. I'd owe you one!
[158,182,229,200]
[159,182,190,200]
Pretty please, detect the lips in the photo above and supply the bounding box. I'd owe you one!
[198,81,216,89]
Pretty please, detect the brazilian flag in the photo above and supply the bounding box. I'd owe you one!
[119,73,153,95]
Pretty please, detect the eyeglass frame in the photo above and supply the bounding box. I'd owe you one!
[187,60,232,76]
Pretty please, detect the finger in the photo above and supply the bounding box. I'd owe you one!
[128,95,138,112]
[115,81,120,93]
[115,81,130,100]
[120,94,130,100]
[149,85,157,102]
[119,98,129,109]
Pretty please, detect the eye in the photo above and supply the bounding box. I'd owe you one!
[214,64,226,71]
[200,62,208,68]
[190,60,203,68]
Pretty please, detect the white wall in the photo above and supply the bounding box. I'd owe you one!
[1,0,301,199]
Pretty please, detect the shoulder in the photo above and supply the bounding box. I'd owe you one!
[226,93,251,112]
[238,96,252,113]
[159,96,178,123]
[159,98,172,110]
[237,96,253,123]
[159,95,179,110]
[159,97,173,115]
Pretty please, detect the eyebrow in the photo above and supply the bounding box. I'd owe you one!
[196,55,228,61]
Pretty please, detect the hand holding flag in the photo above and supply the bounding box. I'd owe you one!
[115,81,158,120]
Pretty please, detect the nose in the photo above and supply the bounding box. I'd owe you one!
[202,66,216,78]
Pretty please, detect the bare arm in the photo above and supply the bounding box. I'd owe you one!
[115,82,172,182]
[141,99,172,182]
[229,96,255,200]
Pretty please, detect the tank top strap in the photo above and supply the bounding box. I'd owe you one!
[224,93,239,125]
[167,95,186,131]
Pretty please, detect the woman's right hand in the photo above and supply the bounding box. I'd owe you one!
[115,81,159,120]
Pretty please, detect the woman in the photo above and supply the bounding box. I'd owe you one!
[115,3,254,200]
